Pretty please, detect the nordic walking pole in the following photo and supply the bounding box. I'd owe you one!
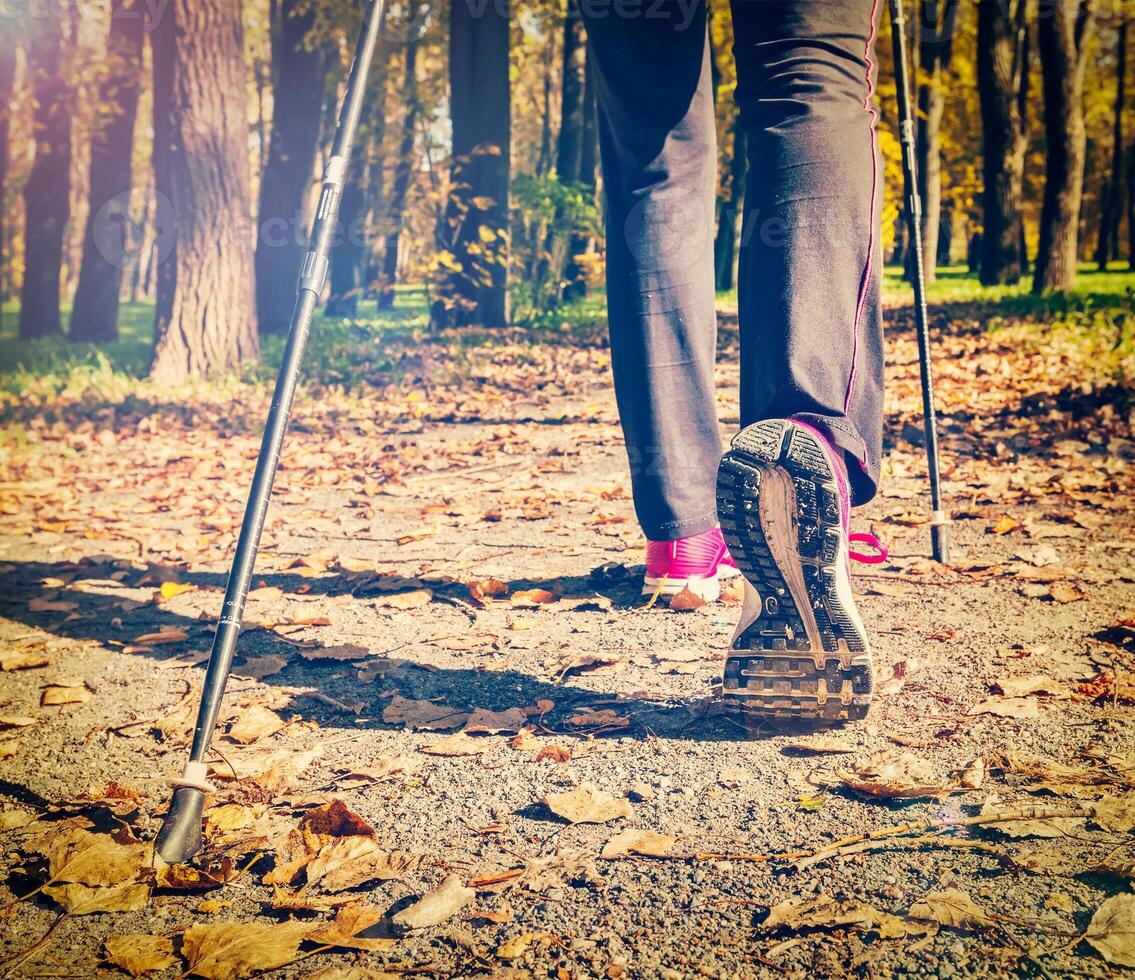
[888,0,951,563]
[155,0,387,864]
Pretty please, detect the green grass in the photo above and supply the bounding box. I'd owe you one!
[3,265,1133,397]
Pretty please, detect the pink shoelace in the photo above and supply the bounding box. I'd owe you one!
[849,532,888,565]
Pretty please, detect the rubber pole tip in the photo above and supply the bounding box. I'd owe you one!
[154,786,205,864]
[931,523,951,565]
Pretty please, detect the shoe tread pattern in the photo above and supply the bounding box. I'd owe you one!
[716,420,872,723]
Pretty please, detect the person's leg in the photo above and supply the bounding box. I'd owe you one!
[730,0,884,505]
[716,0,884,724]
[580,0,721,543]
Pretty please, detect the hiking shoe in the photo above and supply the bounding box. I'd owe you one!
[715,419,887,724]
[642,526,739,602]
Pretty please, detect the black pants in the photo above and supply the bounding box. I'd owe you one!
[582,0,884,540]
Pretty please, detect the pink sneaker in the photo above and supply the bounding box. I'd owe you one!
[716,418,887,724]
[642,526,739,602]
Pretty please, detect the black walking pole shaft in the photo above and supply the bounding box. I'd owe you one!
[887,0,950,563]
[155,0,387,864]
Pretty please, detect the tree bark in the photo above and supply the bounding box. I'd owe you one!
[714,120,746,292]
[325,64,387,319]
[557,2,587,185]
[1033,0,1095,294]
[0,39,16,328]
[915,0,960,283]
[432,0,511,329]
[19,11,72,340]
[977,0,1030,285]
[379,38,420,311]
[150,0,258,383]
[254,0,331,335]
[1096,19,1126,269]
[70,0,146,343]
[563,58,598,303]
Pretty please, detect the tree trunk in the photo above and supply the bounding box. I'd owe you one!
[976,0,1029,285]
[150,0,258,383]
[325,64,387,319]
[1096,19,1126,269]
[432,0,510,329]
[0,39,16,329]
[563,58,598,303]
[255,0,330,335]
[1033,0,1095,294]
[557,2,587,184]
[19,12,72,340]
[379,38,420,311]
[1128,142,1135,269]
[70,0,145,343]
[714,120,746,292]
[914,0,960,283]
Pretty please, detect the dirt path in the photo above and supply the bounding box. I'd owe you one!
[1,301,1133,978]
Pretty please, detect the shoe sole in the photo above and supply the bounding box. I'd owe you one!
[715,419,873,724]
[641,566,740,602]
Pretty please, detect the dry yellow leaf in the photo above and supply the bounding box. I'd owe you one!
[104,935,178,976]
[908,888,994,930]
[391,874,475,930]
[600,829,677,859]
[541,784,633,825]
[1085,894,1135,968]
[181,921,312,979]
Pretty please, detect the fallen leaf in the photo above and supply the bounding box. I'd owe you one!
[993,675,1066,698]
[496,932,555,960]
[541,784,633,825]
[908,888,994,930]
[422,731,487,757]
[836,752,955,799]
[0,716,37,730]
[43,881,150,914]
[235,655,288,680]
[306,838,420,893]
[180,921,312,979]
[391,874,475,930]
[535,745,571,764]
[1092,795,1135,833]
[958,757,986,790]
[331,756,422,787]
[0,648,49,671]
[158,581,196,601]
[563,708,630,731]
[382,696,468,731]
[1084,894,1135,967]
[967,696,1042,719]
[35,827,150,887]
[1048,583,1085,603]
[759,894,921,939]
[783,736,857,755]
[132,629,189,645]
[42,684,92,706]
[469,578,509,602]
[227,706,287,744]
[600,829,677,859]
[104,935,178,977]
[511,588,558,608]
[305,902,398,952]
[669,587,708,611]
[299,644,371,662]
[373,589,433,610]
[465,706,529,734]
